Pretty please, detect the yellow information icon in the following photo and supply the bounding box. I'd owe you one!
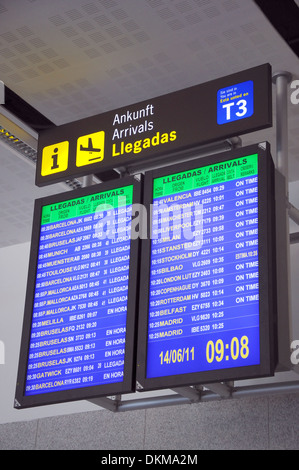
[76,131,105,167]
[41,141,69,176]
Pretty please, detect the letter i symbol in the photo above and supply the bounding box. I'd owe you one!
[41,140,69,176]
[51,148,59,170]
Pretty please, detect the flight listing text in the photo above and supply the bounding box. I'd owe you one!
[25,185,133,395]
[146,154,260,378]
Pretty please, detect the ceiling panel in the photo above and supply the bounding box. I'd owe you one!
[0,0,298,247]
[0,140,71,248]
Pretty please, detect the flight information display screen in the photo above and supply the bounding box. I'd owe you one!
[137,143,277,391]
[15,177,140,408]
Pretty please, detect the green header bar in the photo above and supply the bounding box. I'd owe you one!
[41,185,133,225]
[153,154,258,198]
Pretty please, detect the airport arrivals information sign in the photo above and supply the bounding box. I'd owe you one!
[15,63,278,410]
[136,143,277,391]
[36,64,272,186]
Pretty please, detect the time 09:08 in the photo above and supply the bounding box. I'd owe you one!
[158,336,249,366]
[206,336,249,363]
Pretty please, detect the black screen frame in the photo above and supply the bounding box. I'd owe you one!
[136,143,277,392]
[15,176,141,409]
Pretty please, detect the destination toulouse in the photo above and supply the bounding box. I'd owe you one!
[146,154,261,378]
[25,185,134,395]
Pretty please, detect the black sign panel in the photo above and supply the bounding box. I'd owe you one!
[136,143,277,391]
[36,64,272,186]
[15,176,141,408]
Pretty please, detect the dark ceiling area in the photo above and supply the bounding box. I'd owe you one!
[254,0,299,58]
[3,86,55,132]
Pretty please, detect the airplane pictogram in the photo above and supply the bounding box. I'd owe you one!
[76,131,105,167]
[80,138,101,159]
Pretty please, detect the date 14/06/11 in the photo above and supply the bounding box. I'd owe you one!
[158,336,250,366]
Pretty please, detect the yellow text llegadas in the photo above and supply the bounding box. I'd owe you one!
[112,130,177,157]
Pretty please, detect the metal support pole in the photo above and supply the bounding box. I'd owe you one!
[116,394,192,412]
[126,138,240,175]
[228,136,242,149]
[203,382,232,398]
[88,396,118,412]
[88,380,299,412]
[82,174,93,187]
[171,386,202,403]
[272,71,296,372]
[273,72,299,229]
[272,71,292,189]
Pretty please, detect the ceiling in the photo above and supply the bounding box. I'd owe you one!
[0,0,299,248]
